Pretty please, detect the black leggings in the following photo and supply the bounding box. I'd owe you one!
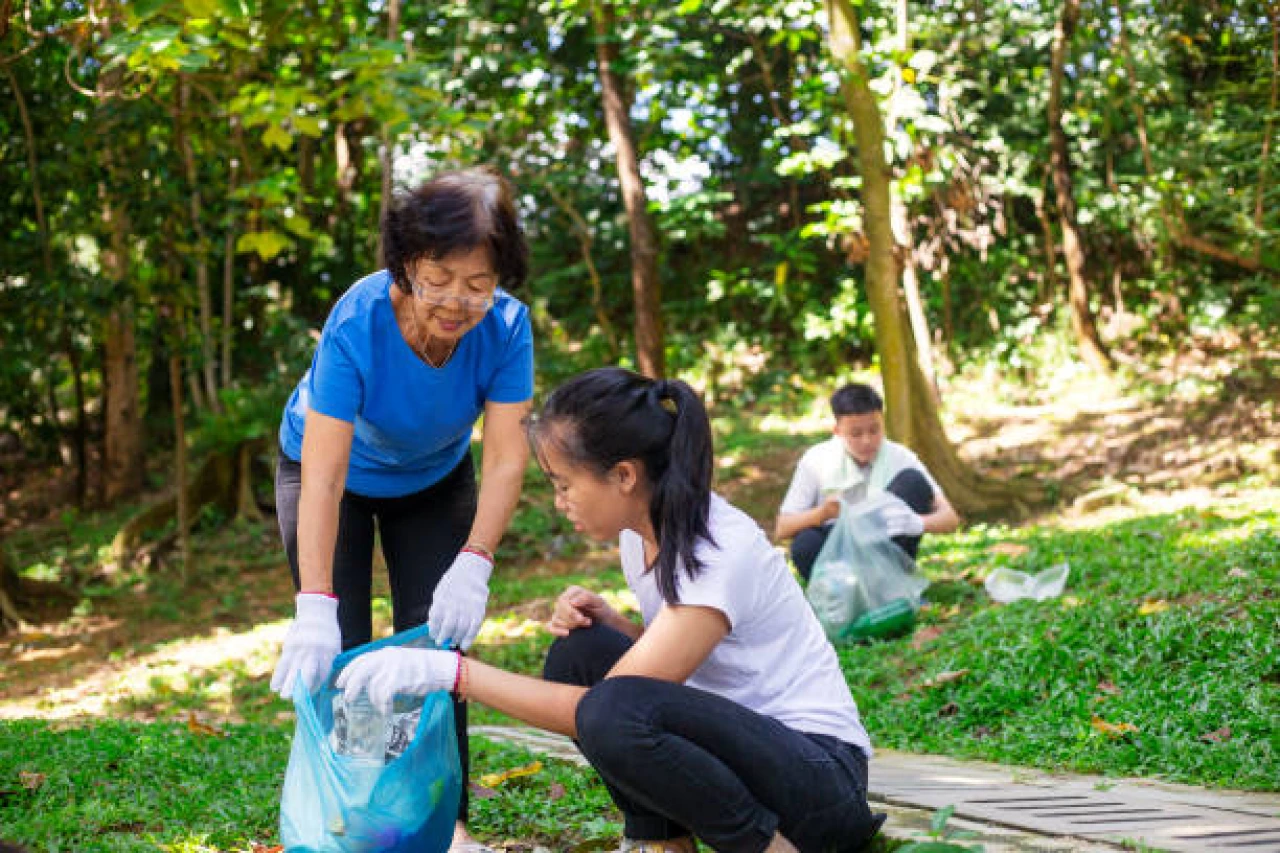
[543,625,881,853]
[275,451,476,822]
[791,468,935,582]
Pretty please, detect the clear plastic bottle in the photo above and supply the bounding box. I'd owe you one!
[332,693,388,761]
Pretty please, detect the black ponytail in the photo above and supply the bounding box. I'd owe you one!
[529,368,715,604]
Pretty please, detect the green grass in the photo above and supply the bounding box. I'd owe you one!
[0,719,289,852]
[843,505,1279,790]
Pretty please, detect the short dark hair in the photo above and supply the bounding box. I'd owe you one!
[830,383,883,416]
[382,166,529,294]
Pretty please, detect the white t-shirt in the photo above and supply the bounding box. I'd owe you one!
[778,436,940,519]
[620,494,872,755]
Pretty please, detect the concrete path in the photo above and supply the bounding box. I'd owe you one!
[471,726,1280,852]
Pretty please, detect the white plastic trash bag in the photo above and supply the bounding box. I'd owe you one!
[806,495,929,640]
[984,562,1070,603]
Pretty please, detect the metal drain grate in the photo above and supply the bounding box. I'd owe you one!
[870,753,1280,853]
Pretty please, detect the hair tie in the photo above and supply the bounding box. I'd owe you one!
[652,379,678,414]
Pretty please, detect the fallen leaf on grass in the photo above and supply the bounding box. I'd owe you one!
[549,782,566,801]
[911,625,944,649]
[1091,715,1139,737]
[18,771,45,790]
[186,712,225,737]
[479,760,543,788]
[912,669,970,692]
[1095,680,1121,695]
[937,702,959,718]
[987,542,1030,557]
[249,845,284,853]
[469,782,499,800]
[1198,726,1232,743]
[1137,599,1169,615]
[1227,568,1250,579]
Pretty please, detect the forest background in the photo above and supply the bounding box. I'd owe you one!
[0,0,1276,849]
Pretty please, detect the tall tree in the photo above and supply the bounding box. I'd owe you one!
[825,0,1039,516]
[94,13,144,503]
[1047,0,1112,372]
[591,0,664,377]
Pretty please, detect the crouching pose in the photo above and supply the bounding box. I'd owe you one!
[338,368,883,853]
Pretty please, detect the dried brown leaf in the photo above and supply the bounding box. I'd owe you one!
[18,771,45,790]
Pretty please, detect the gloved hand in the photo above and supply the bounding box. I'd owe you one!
[428,549,493,650]
[335,647,461,714]
[271,593,342,698]
[880,495,925,538]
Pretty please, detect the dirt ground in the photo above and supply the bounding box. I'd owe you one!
[2,330,1276,721]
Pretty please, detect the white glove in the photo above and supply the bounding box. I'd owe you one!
[428,550,493,650]
[271,593,342,698]
[880,495,925,538]
[335,647,461,714]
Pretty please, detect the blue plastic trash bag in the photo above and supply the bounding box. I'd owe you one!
[280,624,462,853]
[806,494,929,641]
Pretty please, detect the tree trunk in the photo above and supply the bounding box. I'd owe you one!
[376,0,401,268]
[221,67,244,390]
[545,180,620,358]
[826,0,1043,518]
[1048,0,1112,372]
[0,548,27,634]
[891,196,938,397]
[177,77,221,413]
[1257,3,1278,263]
[96,17,144,505]
[592,0,664,378]
[168,314,192,581]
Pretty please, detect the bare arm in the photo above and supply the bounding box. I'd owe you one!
[467,602,726,737]
[466,399,532,554]
[775,498,840,541]
[922,491,961,535]
[297,410,355,594]
[608,604,728,682]
[463,661,588,737]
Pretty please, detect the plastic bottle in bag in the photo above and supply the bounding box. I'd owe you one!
[331,693,388,761]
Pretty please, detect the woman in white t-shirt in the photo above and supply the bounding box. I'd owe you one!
[337,368,883,853]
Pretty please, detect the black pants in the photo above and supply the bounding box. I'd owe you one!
[543,625,880,853]
[791,468,935,582]
[275,451,476,822]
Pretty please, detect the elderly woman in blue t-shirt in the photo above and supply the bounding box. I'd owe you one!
[269,166,532,853]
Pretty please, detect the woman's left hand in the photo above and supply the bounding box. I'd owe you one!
[335,647,461,713]
[428,550,494,650]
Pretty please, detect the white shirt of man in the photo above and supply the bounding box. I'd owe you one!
[778,436,941,522]
[620,494,872,755]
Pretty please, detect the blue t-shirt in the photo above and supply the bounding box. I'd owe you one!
[278,270,534,498]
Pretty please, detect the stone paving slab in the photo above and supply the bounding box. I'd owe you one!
[471,727,1280,852]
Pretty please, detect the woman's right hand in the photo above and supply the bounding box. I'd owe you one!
[270,593,343,698]
[548,585,613,637]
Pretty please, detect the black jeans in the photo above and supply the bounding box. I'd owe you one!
[791,468,935,582]
[275,451,476,822]
[543,625,880,853]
